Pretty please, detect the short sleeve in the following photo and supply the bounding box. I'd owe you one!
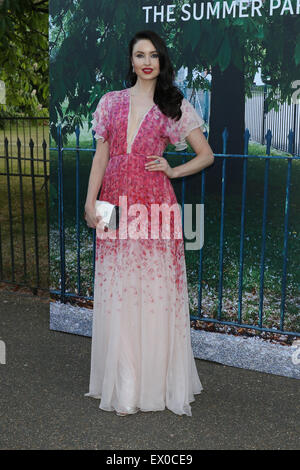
[166,98,206,151]
[91,93,110,142]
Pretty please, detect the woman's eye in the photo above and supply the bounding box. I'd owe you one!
[136,54,159,58]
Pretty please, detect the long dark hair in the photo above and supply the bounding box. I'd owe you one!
[125,30,183,121]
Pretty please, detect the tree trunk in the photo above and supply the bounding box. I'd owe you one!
[206,60,246,193]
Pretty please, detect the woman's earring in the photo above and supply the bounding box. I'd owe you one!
[132,64,135,73]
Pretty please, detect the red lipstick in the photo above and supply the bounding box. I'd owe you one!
[142,68,153,74]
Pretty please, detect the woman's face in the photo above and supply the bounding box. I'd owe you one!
[131,39,160,81]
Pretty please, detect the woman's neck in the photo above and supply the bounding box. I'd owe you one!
[131,79,156,98]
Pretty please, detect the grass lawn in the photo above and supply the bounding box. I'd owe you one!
[0,120,49,290]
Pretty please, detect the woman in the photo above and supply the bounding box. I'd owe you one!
[84,30,214,417]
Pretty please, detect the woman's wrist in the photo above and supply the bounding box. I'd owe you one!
[170,166,179,179]
[85,200,96,211]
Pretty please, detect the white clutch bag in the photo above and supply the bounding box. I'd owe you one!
[95,200,121,231]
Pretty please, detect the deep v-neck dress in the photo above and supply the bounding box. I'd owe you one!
[84,87,206,416]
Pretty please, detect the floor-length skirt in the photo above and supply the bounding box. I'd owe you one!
[84,153,203,416]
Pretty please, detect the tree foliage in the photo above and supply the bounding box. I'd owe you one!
[165,1,300,109]
[0,0,49,115]
[49,0,300,139]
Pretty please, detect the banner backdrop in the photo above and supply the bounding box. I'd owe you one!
[49,1,300,356]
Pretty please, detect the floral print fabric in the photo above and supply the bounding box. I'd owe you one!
[84,88,204,416]
[91,87,206,151]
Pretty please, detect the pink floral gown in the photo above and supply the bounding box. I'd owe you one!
[84,87,206,416]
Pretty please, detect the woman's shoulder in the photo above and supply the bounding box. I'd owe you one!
[99,89,127,108]
[102,88,127,99]
[180,97,195,111]
[170,97,201,121]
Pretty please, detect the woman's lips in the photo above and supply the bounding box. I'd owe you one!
[142,68,153,74]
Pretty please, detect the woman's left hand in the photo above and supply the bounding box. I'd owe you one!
[145,155,175,179]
